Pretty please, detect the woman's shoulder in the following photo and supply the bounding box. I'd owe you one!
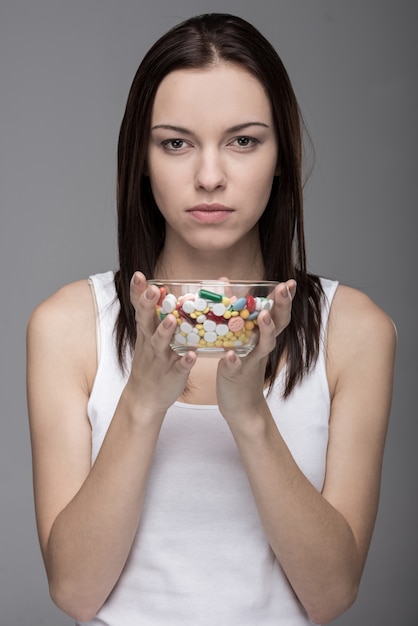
[28,279,95,334]
[326,283,397,390]
[27,279,97,388]
[330,284,396,338]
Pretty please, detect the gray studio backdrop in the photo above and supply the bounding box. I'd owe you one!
[1,1,416,624]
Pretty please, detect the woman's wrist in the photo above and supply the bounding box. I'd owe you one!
[223,398,273,442]
[120,378,167,430]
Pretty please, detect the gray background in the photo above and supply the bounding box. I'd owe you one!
[0,1,416,624]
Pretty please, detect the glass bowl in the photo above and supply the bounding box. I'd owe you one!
[148,279,279,357]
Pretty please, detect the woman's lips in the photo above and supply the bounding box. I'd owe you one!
[187,204,235,224]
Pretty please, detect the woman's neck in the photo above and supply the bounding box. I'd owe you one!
[155,233,265,280]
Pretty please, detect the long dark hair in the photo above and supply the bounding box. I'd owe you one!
[115,13,324,397]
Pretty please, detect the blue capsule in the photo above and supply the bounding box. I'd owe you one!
[232,297,247,311]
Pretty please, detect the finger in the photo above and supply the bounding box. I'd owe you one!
[250,280,296,357]
[150,313,178,349]
[130,271,147,310]
[284,279,297,301]
[130,273,162,335]
[269,279,297,333]
[252,309,278,356]
[218,350,243,378]
[174,350,198,373]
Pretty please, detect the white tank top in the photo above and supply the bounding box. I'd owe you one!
[83,271,338,626]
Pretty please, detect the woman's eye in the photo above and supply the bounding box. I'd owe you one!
[162,139,186,151]
[231,136,258,148]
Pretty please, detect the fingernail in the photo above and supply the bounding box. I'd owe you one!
[163,315,173,328]
[145,287,155,300]
[131,272,141,286]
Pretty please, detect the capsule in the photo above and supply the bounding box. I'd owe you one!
[198,288,223,302]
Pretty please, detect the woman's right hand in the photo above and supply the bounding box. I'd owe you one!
[127,271,197,414]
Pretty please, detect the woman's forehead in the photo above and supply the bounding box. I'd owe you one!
[151,64,273,129]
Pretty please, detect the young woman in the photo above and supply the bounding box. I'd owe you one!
[27,13,396,626]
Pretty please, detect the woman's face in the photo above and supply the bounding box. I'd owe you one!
[147,63,278,257]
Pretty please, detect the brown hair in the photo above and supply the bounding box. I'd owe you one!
[115,13,324,397]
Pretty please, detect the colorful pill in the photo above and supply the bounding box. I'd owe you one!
[228,316,245,332]
[232,297,247,311]
[157,286,167,306]
[199,289,223,302]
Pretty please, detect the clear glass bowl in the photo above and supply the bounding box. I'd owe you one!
[148,279,279,357]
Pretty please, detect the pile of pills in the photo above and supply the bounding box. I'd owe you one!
[156,286,274,351]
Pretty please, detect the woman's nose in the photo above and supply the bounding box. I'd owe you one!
[194,149,226,191]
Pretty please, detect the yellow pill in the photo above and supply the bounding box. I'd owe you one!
[239,309,250,319]
[173,310,179,318]
[231,311,239,317]
[199,329,205,337]
[223,340,234,348]
[226,331,234,339]
[244,320,255,330]
[222,296,230,306]
[223,310,232,320]
[190,312,197,319]
[215,340,223,347]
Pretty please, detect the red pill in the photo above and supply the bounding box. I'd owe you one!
[246,295,256,313]
[157,286,167,306]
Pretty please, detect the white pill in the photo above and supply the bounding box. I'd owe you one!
[203,320,216,332]
[186,333,199,345]
[174,332,187,344]
[193,297,207,311]
[161,293,177,313]
[204,331,217,343]
[182,300,196,314]
[216,324,229,336]
[262,298,274,311]
[180,322,193,334]
[212,303,227,316]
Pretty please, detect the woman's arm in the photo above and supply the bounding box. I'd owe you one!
[216,284,396,624]
[27,274,196,622]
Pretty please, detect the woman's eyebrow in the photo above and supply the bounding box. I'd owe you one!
[225,122,270,132]
[150,122,270,134]
[151,124,194,135]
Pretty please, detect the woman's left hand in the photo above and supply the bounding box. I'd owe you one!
[216,280,296,425]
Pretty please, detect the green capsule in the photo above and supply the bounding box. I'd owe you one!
[198,288,223,302]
